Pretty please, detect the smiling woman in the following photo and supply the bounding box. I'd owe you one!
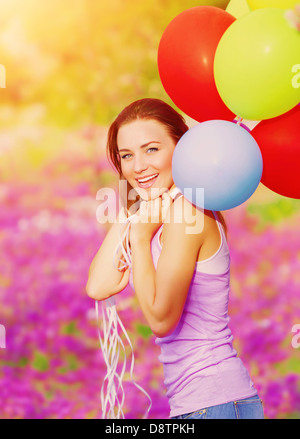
[118,138,162,189]
[107,98,190,213]
[86,98,263,420]
[117,120,176,194]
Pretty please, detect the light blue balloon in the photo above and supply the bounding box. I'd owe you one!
[172,120,263,211]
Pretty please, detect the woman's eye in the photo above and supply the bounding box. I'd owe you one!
[120,147,158,159]
[121,153,132,160]
[146,147,158,153]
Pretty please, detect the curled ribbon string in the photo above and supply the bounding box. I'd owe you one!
[95,298,152,419]
[96,187,181,419]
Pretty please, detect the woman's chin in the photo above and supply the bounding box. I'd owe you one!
[138,186,170,200]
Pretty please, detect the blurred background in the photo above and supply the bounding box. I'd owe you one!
[0,0,300,419]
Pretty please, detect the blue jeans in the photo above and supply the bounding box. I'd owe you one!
[171,395,264,419]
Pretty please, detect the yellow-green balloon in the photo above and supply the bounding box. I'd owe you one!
[247,0,299,9]
[214,8,300,120]
[226,0,250,18]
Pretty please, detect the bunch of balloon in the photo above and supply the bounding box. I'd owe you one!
[157,3,300,211]
[157,5,263,211]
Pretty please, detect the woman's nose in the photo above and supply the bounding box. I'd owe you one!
[134,154,148,174]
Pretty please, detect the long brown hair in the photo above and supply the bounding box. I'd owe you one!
[106,98,227,236]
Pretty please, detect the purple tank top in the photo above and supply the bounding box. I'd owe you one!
[129,211,257,417]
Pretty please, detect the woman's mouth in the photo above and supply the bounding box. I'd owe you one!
[136,173,159,188]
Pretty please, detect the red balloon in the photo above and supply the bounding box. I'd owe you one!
[157,6,236,122]
[251,105,300,199]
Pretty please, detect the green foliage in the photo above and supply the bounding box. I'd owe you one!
[0,0,229,127]
[136,323,153,339]
[32,351,49,372]
[61,321,80,336]
[247,197,300,226]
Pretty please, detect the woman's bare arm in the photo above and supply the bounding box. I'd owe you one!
[86,212,130,301]
[130,197,204,338]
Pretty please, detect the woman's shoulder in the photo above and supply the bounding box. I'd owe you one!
[162,196,225,251]
[160,195,205,242]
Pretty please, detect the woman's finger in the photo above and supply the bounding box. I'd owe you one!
[148,197,162,223]
[161,192,173,223]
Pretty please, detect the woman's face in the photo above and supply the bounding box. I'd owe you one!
[117,119,176,199]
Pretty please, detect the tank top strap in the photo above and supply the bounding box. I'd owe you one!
[212,210,226,243]
[156,188,182,248]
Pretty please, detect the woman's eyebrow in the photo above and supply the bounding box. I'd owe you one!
[118,141,161,153]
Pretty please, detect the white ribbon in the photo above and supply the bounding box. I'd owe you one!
[95,298,152,419]
[96,187,181,419]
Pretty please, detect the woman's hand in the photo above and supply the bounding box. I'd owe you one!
[130,192,173,243]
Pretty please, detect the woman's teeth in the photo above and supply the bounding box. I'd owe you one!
[137,173,159,187]
[138,174,158,183]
